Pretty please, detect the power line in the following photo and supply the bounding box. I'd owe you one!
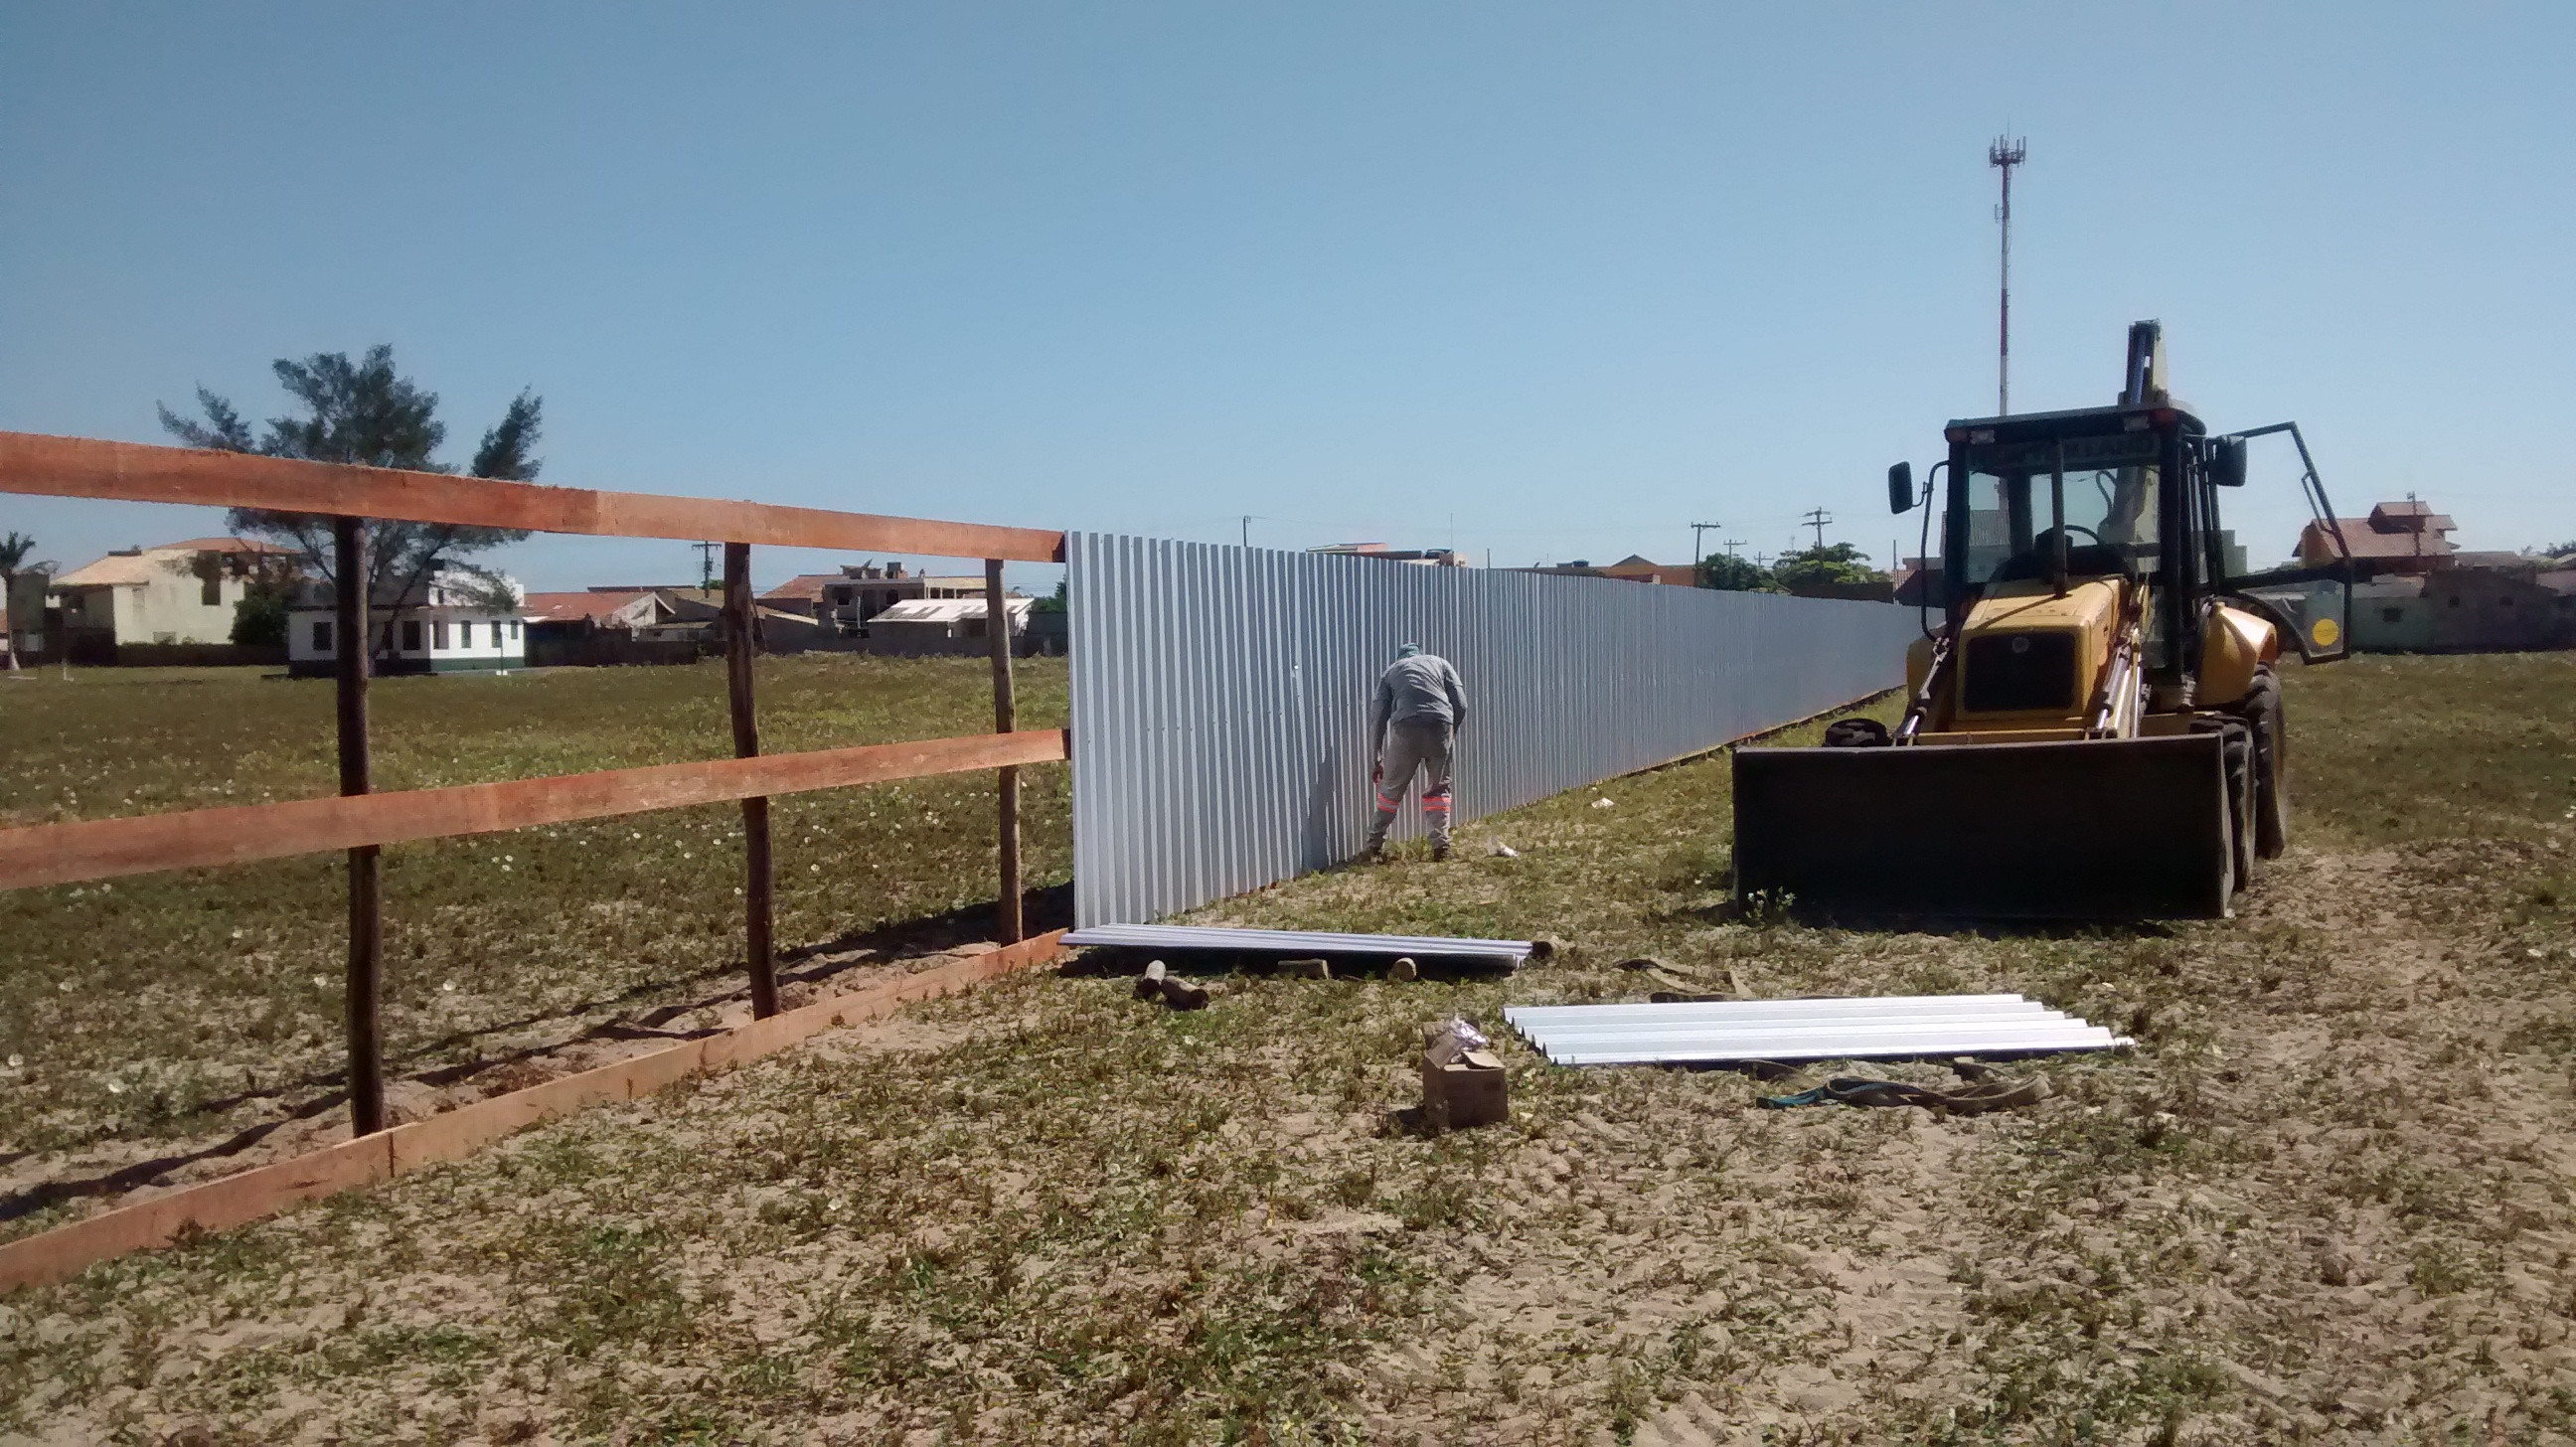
[1800,508,1835,551]
[1690,520,1722,572]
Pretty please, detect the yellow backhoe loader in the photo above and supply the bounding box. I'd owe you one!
[1732,323,2354,918]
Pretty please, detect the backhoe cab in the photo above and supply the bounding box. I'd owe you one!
[1732,322,2353,919]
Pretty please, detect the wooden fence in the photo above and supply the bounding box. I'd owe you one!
[0,430,1067,1141]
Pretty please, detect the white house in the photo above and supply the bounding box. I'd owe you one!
[287,568,530,678]
[866,595,1034,653]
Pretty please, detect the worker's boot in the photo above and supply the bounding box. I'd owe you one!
[1431,841,1452,862]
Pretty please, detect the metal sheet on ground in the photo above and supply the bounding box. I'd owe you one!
[1505,996,2132,1066]
[1063,922,1530,962]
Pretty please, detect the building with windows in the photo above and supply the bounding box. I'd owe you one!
[2298,499,2459,575]
[759,561,988,636]
[48,537,298,659]
[285,569,529,677]
[864,595,1034,654]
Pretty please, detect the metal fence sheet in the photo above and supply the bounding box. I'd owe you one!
[1069,535,1920,925]
[1505,997,2131,1066]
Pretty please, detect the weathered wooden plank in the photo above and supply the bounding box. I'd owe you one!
[0,931,1068,1294]
[724,542,779,1019]
[0,729,1070,890]
[0,1135,395,1295]
[333,516,386,1138]
[0,430,1067,563]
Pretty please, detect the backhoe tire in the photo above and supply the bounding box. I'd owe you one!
[2222,723,2255,894]
[2195,716,2257,899]
[2236,664,2289,860]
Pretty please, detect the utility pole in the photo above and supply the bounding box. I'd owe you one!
[1989,134,2026,416]
[1690,521,1722,573]
[1240,516,1250,549]
[695,540,719,591]
[1723,538,1745,559]
[1801,508,1835,551]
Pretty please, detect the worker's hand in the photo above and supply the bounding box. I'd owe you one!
[1370,761,1383,786]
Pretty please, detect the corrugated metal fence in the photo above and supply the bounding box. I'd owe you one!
[1068,534,1920,926]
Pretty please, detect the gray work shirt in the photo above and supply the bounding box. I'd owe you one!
[1370,653,1468,749]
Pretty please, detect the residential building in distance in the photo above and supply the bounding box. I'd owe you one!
[1517,555,1700,585]
[2340,563,2576,653]
[285,569,529,678]
[760,561,987,636]
[2256,500,2576,653]
[2300,499,2458,575]
[1312,544,1467,566]
[4,567,50,660]
[49,537,298,659]
[866,596,1035,654]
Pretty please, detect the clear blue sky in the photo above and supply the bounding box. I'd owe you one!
[5,3,2570,592]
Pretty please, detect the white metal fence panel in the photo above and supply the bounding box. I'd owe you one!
[1068,534,1919,926]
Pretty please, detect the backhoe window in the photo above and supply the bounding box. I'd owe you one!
[1956,433,2161,586]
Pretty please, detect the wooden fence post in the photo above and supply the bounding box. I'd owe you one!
[724,542,779,1018]
[333,516,385,1137]
[984,559,1023,944]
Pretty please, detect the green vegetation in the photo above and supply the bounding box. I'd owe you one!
[7,652,2576,1442]
[1696,542,1890,595]
[0,656,1068,1171]
[1768,540,1888,593]
[1694,551,1775,592]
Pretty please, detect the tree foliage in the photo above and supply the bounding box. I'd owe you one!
[1695,553,1777,592]
[1769,542,1888,592]
[226,556,305,648]
[158,346,542,638]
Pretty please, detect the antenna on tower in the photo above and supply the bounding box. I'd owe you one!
[1988,134,2026,415]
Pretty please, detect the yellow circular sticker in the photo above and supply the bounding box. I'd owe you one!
[2311,617,2341,648]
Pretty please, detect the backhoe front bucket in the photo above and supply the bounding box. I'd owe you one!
[1730,733,2233,920]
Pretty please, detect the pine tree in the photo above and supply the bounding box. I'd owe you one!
[158,346,543,646]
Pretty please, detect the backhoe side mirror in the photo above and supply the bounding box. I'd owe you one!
[2211,436,2248,488]
[1886,461,1915,514]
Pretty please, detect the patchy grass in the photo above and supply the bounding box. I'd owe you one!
[0,657,1068,1169]
[9,653,2576,1443]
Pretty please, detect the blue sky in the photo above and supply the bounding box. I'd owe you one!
[5,3,2570,592]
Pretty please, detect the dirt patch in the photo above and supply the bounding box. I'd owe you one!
[0,942,1003,1245]
[9,656,2576,1442]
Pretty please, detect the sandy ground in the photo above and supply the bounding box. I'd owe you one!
[8,657,2576,1443]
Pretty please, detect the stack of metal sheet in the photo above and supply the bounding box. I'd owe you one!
[1061,922,1530,966]
[1504,994,2129,1066]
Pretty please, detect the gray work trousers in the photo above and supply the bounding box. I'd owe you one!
[1367,720,1455,849]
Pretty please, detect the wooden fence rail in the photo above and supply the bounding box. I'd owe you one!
[0,730,1070,888]
[0,431,1065,561]
[0,429,1067,1161]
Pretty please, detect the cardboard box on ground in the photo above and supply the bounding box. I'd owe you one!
[1422,1020,1508,1129]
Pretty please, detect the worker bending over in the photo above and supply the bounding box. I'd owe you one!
[1365,643,1468,862]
